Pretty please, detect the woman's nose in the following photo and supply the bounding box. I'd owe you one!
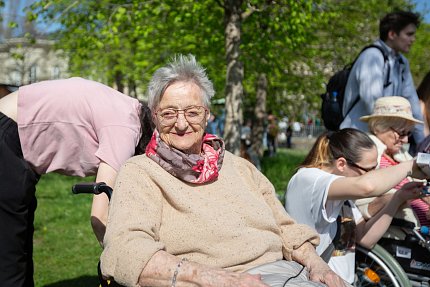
[175,113,188,130]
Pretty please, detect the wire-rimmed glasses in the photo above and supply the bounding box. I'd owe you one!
[155,105,208,127]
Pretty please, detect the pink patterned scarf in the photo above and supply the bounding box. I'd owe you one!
[145,130,225,184]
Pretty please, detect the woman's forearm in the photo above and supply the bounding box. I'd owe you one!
[138,251,189,286]
[357,161,414,197]
[357,196,402,248]
[138,251,268,287]
[358,181,424,248]
[366,193,394,217]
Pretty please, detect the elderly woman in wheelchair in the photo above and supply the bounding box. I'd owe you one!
[100,55,350,287]
[355,96,430,232]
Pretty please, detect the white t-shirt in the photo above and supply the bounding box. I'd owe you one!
[285,167,363,283]
[285,168,343,254]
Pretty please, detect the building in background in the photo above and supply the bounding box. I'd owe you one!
[0,37,68,93]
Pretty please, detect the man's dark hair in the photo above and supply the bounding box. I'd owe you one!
[379,11,420,41]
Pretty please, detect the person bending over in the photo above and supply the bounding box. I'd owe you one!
[0,77,153,287]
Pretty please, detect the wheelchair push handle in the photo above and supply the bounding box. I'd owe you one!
[72,182,113,200]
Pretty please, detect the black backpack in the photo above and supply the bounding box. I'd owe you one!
[321,45,390,131]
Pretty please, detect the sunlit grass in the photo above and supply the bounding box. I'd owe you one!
[34,173,100,287]
[261,148,307,202]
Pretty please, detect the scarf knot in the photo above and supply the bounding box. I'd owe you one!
[145,130,225,184]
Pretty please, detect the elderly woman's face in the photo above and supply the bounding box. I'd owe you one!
[155,81,209,154]
[376,126,411,155]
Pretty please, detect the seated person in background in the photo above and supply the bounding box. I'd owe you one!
[101,54,349,287]
[416,72,430,223]
[285,128,427,283]
[357,96,430,229]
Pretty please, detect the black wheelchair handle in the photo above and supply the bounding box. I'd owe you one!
[72,182,113,200]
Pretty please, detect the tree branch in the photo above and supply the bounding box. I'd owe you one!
[214,0,226,10]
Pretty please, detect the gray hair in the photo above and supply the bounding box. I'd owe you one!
[368,117,415,134]
[147,54,215,112]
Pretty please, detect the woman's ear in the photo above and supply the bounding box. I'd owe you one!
[152,113,157,126]
[335,157,348,173]
[206,110,211,125]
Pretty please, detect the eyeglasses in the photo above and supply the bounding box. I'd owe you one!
[346,160,377,173]
[155,106,208,127]
[390,127,412,138]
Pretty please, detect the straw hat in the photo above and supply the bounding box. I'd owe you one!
[360,96,423,124]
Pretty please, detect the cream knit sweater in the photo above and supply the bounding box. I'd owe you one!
[101,151,319,286]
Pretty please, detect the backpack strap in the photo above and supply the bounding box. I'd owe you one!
[343,44,390,118]
[360,44,391,88]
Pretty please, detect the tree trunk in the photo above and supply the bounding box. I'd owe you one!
[252,73,267,158]
[114,70,124,93]
[223,0,243,155]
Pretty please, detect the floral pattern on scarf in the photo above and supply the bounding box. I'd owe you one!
[145,130,225,184]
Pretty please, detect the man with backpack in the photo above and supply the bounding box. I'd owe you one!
[340,11,424,145]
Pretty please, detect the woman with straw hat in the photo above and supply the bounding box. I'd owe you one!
[356,96,430,229]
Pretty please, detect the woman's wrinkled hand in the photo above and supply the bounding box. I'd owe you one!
[308,260,352,287]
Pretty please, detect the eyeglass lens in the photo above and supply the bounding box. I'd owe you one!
[158,106,206,126]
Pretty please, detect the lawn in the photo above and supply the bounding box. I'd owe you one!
[33,148,307,286]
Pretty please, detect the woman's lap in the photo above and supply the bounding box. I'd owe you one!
[246,260,327,287]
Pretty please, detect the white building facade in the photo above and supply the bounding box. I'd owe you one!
[0,37,68,87]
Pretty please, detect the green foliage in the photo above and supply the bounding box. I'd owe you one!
[241,0,325,118]
[408,22,430,85]
[27,0,429,120]
[28,0,226,98]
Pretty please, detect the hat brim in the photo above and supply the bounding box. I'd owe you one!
[360,114,423,124]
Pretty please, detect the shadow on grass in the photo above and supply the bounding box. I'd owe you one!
[42,275,99,287]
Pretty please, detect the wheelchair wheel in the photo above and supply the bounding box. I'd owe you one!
[354,244,411,287]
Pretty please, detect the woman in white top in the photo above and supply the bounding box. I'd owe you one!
[285,128,427,283]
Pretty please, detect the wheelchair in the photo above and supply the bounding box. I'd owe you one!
[72,182,122,287]
[354,218,430,287]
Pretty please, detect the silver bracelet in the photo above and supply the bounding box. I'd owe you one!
[171,258,187,287]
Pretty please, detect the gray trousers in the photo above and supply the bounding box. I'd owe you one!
[246,260,327,287]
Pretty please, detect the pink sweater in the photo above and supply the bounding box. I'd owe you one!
[101,151,319,286]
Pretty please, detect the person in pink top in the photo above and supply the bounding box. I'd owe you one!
[0,77,153,287]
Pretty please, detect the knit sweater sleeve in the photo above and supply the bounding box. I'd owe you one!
[252,163,320,260]
[100,157,165,286]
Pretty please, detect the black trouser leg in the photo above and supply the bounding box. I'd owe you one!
[0,112,39,287]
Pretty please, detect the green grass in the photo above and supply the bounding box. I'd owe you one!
[34,173,100,287]
[33,148,307,286]
[261,148,307,201]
